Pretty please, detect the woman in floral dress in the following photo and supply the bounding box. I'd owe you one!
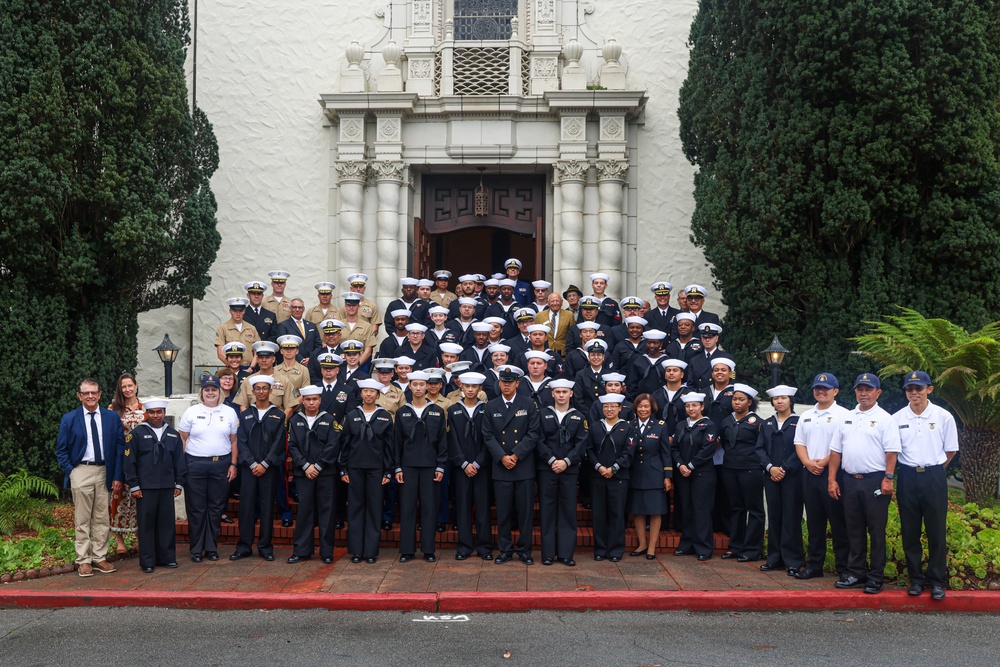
[109,373,143,553]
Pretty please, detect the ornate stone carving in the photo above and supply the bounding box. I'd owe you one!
[596,159,629,182]
[339,118,364,143]
[553,159,588,183]
[560,117,586,142]
[409,58,433,79]
[536,0,555,30]
[371,160,404,182]
[334,160,368,182]
[533,57,557,78]
[413,0,432,29]
[376,117,401,143]
[600,117,625,142]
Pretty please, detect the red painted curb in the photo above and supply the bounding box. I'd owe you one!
[0,591,436,612]
[436,590,1000,613]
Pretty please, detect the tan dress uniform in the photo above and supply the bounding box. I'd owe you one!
[340,320,377,349]
[264,295,292,323]
[338,297,381,329]
[430,290,458,308]
[376,385,406,416]
[214,319,260,365]
[272,362,310,405]
[233,372,298,412]
[304,304,335,326]
[445,388,488,404]
[430,393,454,415]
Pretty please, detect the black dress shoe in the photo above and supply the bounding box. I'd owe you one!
[205,551,220,561]
[908,583,925,596]
[494,553,512,564]
[835,575,866,589]
[190,554,203,563]
[760,562,782,571]
[322,557,334,564]
[563,559,576,567]
[629,549,647,557]
[519,555,534,565]
[931,585,946,600]
[594,554,606,561]
[229,551,251,561]
[399,554,414,563]
[786,567,800,577]
[608,556,622,562]
[286,555,311,564]
[863,580,883,594]
[720,552,735,559]
[542,558,554,566]
[141,566,154,573]
[351,555,363,564]
[335,521,345,530]
[281,519,293,528]
[646,553,656,560]
[261,554,275,562]
[737,556,756,563]
[793,568,823,580]
[220,515,235,524]
[480,553,493,561]
[365,557,377,564]
[673,549,692,557]
[160,562,179,568]
[436,523,447,533]
[455,553,468,561]
[382,520,393,531]
[697,555,711,561]
[424,553,437,563]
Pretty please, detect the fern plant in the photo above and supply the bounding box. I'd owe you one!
[0,469,59,536]
[854,308,1000,505]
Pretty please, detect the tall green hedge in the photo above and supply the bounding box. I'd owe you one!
[679,0,1000,399]
[0,0,220,480]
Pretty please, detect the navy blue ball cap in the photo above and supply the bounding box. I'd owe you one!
[853,373,881,389]
[812,373,839,389]
[902,370,932,388]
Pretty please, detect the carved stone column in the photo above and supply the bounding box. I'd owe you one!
[554,160,588,290]
[335,160,368,287]
[596,159,629,287]
[373,161,404,311]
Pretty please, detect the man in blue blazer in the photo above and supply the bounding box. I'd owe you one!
[56,377,125,577]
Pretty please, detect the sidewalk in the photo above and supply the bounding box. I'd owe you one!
[4,545,996,613]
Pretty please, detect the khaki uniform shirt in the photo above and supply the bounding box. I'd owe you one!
[273,362,310,400]
[305,304,335,325]
[429,393,454,422]
[263,294,292,323]
[376,385,406,416]
[214,319,260,365]
[446,388,488,405]
[430,290,458,308]
[337,297,381,329]
[233,372,298,411]
[340,320,377,348]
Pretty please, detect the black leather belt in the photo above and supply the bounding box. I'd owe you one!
[849,471,883,479]
[900,464,942,473]
[78,461,102,466]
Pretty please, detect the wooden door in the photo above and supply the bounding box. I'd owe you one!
[413,216,431,279]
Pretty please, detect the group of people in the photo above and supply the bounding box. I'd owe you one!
[54,259,957,599]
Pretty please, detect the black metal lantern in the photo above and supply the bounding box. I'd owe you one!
[762,335,790,388]
[153,333,181,397]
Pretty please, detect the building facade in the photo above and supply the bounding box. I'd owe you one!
[136,0,711,391]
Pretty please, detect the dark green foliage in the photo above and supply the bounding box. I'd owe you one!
[0,470,58,536]
[679,0,1000,402]
[0,1,220,479]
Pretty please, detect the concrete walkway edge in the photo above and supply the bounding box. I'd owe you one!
[2,590,998,613]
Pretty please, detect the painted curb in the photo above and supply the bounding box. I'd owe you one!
[0,591,437,612]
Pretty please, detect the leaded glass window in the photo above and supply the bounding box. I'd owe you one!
[454,0,518,40]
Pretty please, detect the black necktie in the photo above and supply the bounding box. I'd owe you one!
[505,401,512,410]
[89,412,103,464]
[325,384,334,393]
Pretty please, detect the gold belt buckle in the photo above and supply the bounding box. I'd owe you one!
[915,466,926,473]
[852,473,864,479]
[212,456,220,462]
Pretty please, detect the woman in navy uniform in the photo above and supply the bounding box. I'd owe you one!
[671,393,718,560]
[718,383,765,562]
[287,385,343,564]
[628,394,672,559]
[122,399,186,572]
[447,372,493,561]
[341,379,395,563]
[230,375,287,562]
[537,378,588,566]
[393,371,448,563]
[586,394,635,562]
[755,385,804,575]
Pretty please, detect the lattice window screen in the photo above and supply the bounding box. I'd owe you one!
[453,47,510,95]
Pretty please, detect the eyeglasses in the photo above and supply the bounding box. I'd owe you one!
[252,386,271,392]
[290,306,304,310]
[78,391,100,396]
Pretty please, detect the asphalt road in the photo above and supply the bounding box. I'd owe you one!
[0,608,996,666]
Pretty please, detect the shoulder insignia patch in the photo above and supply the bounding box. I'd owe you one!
[124,433,133,443]
[124,448,130,457]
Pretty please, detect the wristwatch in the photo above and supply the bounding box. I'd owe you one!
[884,473,894,480]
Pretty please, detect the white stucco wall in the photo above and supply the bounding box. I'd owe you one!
[136,0,715,392]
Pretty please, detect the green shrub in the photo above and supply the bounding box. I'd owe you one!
[0,470,58,535]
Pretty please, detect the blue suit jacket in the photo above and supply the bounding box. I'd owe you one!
[55,406,125,490]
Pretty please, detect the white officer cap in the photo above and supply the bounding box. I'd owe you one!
[712,357,737,371]
[497,365,524,380]
[356,379,384,390]
[488,343,511,354]
[143,398,170,410]
[299,385,323,396]
[244,280,267,293]
[339,340,365,353]
[248,375,274,387]
[504,258,523,270]
[585,339,608,352]
[317,353,343,367]
[276,334,302,348]
[394,356,416,367]
[699,323,723,336]
[579,296,601,309]
[319,319,344,333]
[471,322,493,332]
[447,361,474,373]
[434,270,452,280]
[549,379,575,390]
[390,309,412,319]
[650,281,673,294]
[373,359,396,372]
[601,372,626,383]
[514,308,536,321]
[425,368,447,382]
[642,330,667,341]
[405,323,428,333]
[268,270,290,282]
[347,273,369,285]
[314,282,335,293]
[619,296,643,310]
[766,385,798,398]
[624,316,648,327]
[531,280,552,289]
[438,343,464,355]
[227,297,249,309]
[598,394,625,404]
[459,372,486,386]
[401,277,419,286]
[526,324,551,334]
[341,292,361,303]
[577,321,600,331]
[732,383,759,399]
[252,341,280,355]
[524,351,552,362]
[682,393,706,403]
[684,284,707,298]
[222,342,246,355]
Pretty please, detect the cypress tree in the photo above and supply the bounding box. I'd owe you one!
[0,1,220,479]
[679,0,1000,404]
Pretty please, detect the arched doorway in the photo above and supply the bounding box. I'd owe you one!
[416,174,544,282]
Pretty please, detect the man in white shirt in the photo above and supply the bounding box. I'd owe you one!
[828,373,902,594]
[793,372,851,581]
[893,370,958,600]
